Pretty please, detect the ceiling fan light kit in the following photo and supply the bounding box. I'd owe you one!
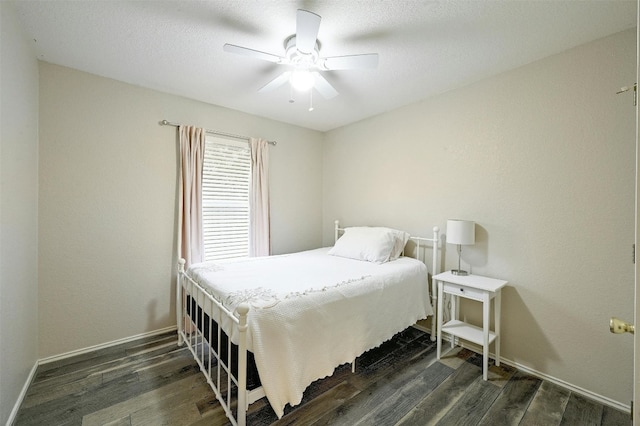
[223,9,379,109]
[290,69,315,92]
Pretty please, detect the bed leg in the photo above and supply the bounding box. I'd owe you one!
[237,303,249,426]
[430,291,437,342]
[430,226,440,342]
[177,259,186,346]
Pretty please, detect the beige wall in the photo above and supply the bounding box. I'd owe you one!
[323,29,636,406]
[0,2,40,423]
[38,63,323,358]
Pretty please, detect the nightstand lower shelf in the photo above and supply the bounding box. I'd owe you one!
[442,320,497,346]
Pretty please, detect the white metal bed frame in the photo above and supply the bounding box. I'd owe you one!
[176,220,440,426]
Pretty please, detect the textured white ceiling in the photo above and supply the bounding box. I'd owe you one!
[12,0,637,131]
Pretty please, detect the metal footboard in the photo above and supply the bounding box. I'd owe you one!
[177,259,255,426]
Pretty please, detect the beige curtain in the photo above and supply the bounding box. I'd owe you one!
[178,126,205,267]
[249,138,270,257]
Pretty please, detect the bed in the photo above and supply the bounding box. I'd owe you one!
[176,220,440,426]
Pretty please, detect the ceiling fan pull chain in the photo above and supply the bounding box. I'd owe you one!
[309,90,314,112]
[289,84,295,103]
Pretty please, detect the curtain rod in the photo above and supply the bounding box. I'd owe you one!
[160,120,277,146]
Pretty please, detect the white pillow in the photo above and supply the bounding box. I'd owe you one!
[386,228,411,260]
[328,227,396,264]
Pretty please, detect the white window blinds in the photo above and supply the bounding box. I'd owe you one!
[202,137,251,262]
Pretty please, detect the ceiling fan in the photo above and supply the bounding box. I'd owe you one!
[223,9,379,101]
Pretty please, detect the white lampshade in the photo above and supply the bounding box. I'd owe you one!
[446,220,475,245]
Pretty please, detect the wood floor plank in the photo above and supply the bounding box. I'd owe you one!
[125,335,180,356]
[519,379,571,426]
[194,392,228,418]
[477,370,541,425]
[129,396,204,426]
[103,415,132,426]
[434,375,501,426]
[188,410,232,426]
[274,380,361,426]
[135,351,200,382]
[561,393,604,426]
[601,405,632,425]
[82,373,208,425]
[352,361,453,426]
[100,346,192,383]
[396,360,483,426]
[20,373,103,409]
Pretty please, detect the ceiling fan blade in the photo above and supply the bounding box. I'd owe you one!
[296,9,321,54]
[322,54,379,70]
[312,72,338,99]
[258,71,292,92]
[223,43,283,63]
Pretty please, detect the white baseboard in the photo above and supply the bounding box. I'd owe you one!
[444,338,631,413]
[5,360,38,426]
[39,325,177,365]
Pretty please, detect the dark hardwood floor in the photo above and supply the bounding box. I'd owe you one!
[14,328,630,425]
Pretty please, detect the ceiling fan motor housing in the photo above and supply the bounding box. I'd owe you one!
[285,36,320,70]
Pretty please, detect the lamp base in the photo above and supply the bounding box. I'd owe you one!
[451,269,469,276]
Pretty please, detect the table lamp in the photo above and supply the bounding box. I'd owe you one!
[446,219,475,275]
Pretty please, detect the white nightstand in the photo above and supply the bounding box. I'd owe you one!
[433,271,508,380]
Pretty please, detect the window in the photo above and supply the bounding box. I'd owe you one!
[202,136,251,261]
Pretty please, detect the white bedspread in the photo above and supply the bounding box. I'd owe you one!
[186,248,433,418]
